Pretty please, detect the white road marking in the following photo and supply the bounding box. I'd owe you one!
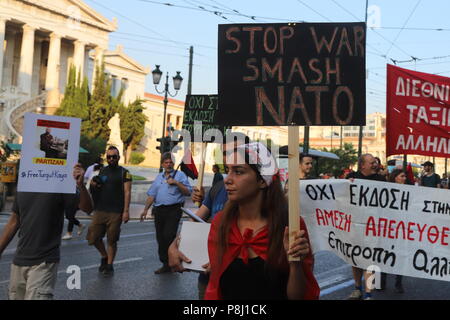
[0,257,144,285]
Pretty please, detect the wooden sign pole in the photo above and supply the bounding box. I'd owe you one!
[195,142,208,207]
[288,126,300,262]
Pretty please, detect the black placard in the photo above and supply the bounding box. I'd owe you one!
[182,94,231,142]
[217,22,366,126]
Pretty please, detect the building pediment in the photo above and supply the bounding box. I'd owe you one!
[19,0,117,32]
[103,45,150,74]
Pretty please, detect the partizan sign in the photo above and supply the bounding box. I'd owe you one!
[182,95,230,142]
[217,22,366,126]
[17,113,81,194]
[386,64,450,158]
[301,179,450,282]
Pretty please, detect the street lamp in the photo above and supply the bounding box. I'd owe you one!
[152,65,183,141]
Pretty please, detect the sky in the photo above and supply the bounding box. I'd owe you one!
[84,0,450,115]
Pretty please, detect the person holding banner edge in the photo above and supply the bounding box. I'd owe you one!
[346,153,386,300]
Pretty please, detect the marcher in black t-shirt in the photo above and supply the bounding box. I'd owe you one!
[86,146,132,277]
[0,164,92,300]
[420,161,441,188]
[346,153,386,300]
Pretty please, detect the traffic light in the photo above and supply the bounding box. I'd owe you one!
[157,136,182,154]
[156,137,169,153]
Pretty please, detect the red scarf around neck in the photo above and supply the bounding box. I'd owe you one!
[205,211,320,300]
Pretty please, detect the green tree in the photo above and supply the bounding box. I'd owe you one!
[79,135,107,169]
[119,99,148,164]
[56,66,89,121]
[317,143,358,177]
[85,61,117,141]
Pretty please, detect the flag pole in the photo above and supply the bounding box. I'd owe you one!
[195,142,207,207]
[288,125,300,262]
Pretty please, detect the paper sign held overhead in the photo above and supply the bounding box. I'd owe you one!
[17,113,81,194]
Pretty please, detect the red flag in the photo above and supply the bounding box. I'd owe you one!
[386,64,450,158]
[180,150,198,179]
[406,163,415,185]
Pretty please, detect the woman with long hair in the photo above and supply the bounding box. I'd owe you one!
[205,142,319,300]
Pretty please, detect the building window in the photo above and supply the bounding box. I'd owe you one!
[121,78,129,91]
[111,75,118,97]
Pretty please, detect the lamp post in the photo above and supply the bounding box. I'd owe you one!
[152,65,183,152]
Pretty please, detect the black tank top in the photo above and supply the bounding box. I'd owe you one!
[219,257,288,300]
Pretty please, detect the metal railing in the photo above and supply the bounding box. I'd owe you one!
[5,91,48,138]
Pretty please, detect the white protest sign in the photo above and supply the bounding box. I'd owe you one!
[17,113,81,194]
[179,221,211,272]
[300,179,450,282]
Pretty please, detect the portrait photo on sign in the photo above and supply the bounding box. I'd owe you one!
[36,123,69,160]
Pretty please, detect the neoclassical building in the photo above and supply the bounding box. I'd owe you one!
[0,0,118,140]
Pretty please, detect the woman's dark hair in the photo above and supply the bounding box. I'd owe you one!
[216,147,288,270]
[389,168,405,183]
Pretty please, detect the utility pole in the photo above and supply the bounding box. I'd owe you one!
[359,0,369,160]
[188,46,193,95]
[187,46,195,155]
[303,126,310,154]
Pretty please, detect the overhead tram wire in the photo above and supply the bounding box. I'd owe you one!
[296,0,332,22]
[136,0,298,22]
[181,0,238,22]
[86,0,180,45]
[113,31,217,50]
[109,34,214,58]
[330,0,417,60]
[384,0,422,58]
[106,43,190,58]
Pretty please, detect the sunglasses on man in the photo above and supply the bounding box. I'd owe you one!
[107,155,119,160]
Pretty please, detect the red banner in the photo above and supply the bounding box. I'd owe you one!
[386,64,450,158]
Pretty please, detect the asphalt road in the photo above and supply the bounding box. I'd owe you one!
[1,214,450,300]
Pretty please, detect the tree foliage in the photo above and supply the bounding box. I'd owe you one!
[316,143,358,177]
[58,62,149,166]
[84,61,117,141]
[119,99,148,164]
[56,65,89,121]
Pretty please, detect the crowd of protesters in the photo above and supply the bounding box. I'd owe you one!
[0,132,448,300]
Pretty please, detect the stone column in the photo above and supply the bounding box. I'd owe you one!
[45,33,61,91]
[0,17,7,88]
[91,46,105,89]
[94,46,104,71]
[17,24,35,96]
[73,40,85,78]
[45,33,61,114]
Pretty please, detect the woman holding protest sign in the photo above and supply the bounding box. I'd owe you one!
[204,142,319,300]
